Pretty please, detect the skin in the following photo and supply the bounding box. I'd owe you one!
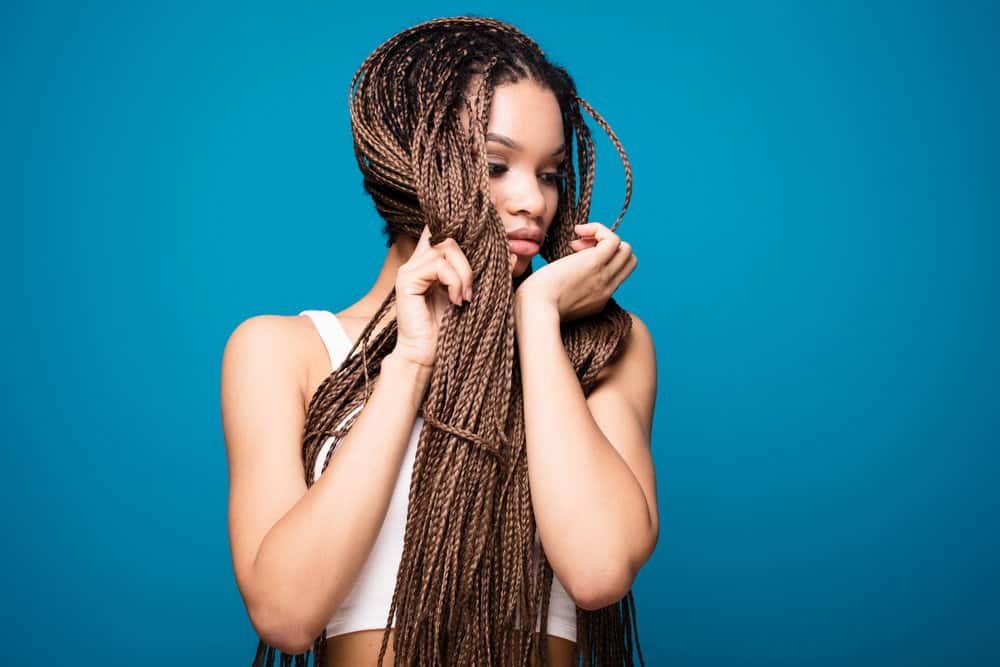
[221,78,659,663]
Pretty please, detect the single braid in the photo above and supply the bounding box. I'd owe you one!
[252,16,644,666]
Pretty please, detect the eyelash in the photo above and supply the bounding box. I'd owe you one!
[488,163,565,186]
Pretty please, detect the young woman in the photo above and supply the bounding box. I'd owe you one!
[221,16,659,666]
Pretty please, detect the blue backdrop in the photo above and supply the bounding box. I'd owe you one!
[4,1,997,664]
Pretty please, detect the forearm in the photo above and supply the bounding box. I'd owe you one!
[515,298,651,602]
[249,352,431,649]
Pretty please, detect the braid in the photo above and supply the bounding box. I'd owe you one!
[252,16,644,666]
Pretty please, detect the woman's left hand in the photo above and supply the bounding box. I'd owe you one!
[515,222,637,323]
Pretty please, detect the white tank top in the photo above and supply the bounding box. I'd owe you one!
[299,309,578,643]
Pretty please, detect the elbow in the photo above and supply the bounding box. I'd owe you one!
[565,561,636,612]
[248,599,322,656]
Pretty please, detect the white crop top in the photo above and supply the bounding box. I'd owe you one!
[299,309,578,643]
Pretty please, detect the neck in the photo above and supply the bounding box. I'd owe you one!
[346,235,418,321]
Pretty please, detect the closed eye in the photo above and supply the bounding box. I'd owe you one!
[488,163,565,187]
[539,171,565,186]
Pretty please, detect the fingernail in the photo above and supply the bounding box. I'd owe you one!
[464,287,473,302]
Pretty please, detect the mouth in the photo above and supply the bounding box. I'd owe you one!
[507,238,541,257]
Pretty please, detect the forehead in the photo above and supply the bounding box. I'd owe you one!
[486,80,564,152]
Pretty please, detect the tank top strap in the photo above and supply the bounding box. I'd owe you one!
[299,309,354,372]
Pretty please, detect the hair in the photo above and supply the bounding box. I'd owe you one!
[252,16,642,666]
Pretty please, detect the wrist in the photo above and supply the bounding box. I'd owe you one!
[514,290,560,331]
[378,350,432,409]
[381,351,434,387]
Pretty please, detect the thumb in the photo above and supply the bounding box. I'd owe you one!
[415,224,432,252]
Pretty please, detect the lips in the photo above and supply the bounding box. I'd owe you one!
[507,227,544,242]
[508,239,541,256]
[507,227,544,257]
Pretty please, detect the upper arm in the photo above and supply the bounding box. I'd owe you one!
[585,311,660,567]
[221,315,310,608]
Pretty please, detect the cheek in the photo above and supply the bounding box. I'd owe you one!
[546,190,560,218]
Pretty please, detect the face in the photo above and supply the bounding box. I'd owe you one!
[481,80,566,277]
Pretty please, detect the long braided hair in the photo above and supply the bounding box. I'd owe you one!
[251,16,643,666]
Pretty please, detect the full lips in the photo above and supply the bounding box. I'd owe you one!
[508,239,541,256]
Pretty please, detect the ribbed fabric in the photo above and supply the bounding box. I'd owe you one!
[298,309,577,642]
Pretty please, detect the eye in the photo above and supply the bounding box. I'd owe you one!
[539,171,566,187]
[488,163,565,187]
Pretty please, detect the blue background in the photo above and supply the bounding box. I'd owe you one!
[4,1,997,664]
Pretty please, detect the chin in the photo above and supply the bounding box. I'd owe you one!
[511,258,532,279]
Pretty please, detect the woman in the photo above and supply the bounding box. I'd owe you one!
[221,16,659,666]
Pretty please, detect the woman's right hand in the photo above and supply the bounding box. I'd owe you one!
[393,225,474,368]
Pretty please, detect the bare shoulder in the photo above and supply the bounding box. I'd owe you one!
[224,313,316,358]
[587,310,658,432]
[623,311,656,362]
[222,314,322,400]
[594,310,657,384]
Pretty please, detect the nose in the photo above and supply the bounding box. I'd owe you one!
[505,170,546,221]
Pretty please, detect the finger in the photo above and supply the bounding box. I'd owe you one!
[570,238,598,252]
[575,222,617,250]
[606,240,633,277]
[434,256,465,306]
[574,221,616,236]
[435,238,474,301]
[610,252,638,288]
[400,247,458,298]
[583,223,620,264]
[415,224,433,252]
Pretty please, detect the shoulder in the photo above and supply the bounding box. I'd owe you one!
[589,310,657,421]
[221,314,317,399]
[595,310,656,382]
[223,314,315,359]
[618,311,656,386]
[623,311,655,361]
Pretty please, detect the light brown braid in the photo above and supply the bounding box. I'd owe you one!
[251,16,644,667]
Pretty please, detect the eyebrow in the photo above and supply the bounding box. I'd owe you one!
[486,132,567,157]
